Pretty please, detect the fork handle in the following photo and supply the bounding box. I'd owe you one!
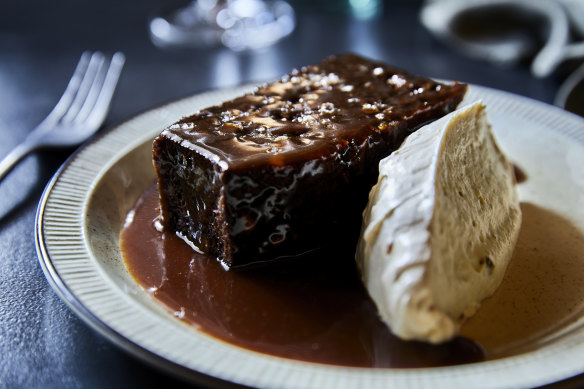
[0,142,37,182]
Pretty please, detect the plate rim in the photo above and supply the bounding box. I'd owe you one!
[35,84,584,389]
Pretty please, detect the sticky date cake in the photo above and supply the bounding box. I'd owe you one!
[153,53,468,269]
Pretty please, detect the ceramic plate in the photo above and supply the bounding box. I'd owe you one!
[36,84,584,388]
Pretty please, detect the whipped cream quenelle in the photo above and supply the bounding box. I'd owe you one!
[356,102,521,343]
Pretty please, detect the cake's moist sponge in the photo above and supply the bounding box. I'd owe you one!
[153,53,468,270]
[356,102,521,343]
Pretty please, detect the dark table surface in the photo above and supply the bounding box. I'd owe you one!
[0,0,582,388]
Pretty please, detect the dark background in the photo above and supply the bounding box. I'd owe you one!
[0,0,578,388]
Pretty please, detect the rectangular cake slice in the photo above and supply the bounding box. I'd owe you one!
[153,53,467,270]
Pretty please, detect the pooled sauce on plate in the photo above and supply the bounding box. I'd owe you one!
[461,202,584,357]
[121,180,584,367]
[121,184,484,368]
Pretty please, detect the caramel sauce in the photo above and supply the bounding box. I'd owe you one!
[121,184,584,367]
[121,183,484,368]
[513,164,527,184]
[165,53,467,170]
[461,202,584,357]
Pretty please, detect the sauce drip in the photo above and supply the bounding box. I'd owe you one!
[514,164,527,183]
[121,183,584,367]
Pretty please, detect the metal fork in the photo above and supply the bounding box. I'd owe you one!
[0,51,125,182]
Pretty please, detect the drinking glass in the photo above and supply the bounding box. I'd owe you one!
[149,0,296,51]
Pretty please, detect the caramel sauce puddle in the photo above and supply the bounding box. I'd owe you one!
[121,182,584,367]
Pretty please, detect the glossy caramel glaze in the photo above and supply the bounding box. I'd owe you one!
[121,183,485,368]
[153,54,468,269]
[165,53,467,170]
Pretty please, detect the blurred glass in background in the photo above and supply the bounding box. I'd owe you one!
[148,0,582,116]
[149,0,384,52]
[149,0,296,51]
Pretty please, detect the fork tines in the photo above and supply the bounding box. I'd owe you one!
[47,51,125,129]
